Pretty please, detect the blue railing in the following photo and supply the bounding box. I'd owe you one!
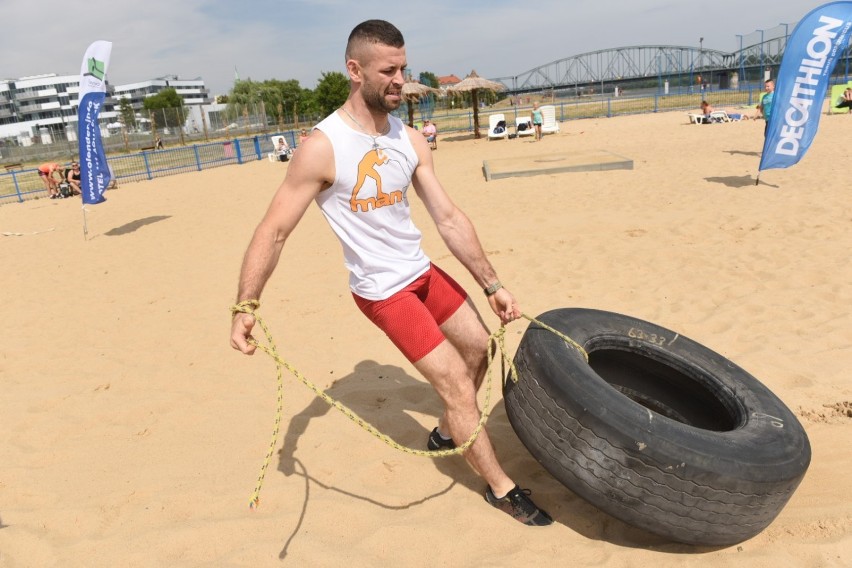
[0,131,298,204]
[0,85,820,204]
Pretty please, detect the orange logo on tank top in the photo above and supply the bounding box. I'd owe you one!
[350,148,405,212]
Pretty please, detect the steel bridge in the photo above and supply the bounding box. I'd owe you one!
[490,35,848,94]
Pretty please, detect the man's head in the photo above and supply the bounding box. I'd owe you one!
[345,20,404,62]
[345,20,406,113]
[765,79,775,92]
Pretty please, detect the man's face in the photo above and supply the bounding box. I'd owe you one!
[765,81,775,93]
[354,43,406,113]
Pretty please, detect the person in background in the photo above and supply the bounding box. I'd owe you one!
[531,102,543,141]
[700,100,715,124]
[65,162,82,196]
[275,136,291,162]
[422,118,437,149]
[37,162,64,199]
[757,79,775,137]
[298,129,310,146]
[836,87,852,113]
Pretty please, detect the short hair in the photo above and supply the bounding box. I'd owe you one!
[345,20,405,61]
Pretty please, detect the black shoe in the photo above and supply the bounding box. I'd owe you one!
[426,427,456,451]
[485,485,553,526]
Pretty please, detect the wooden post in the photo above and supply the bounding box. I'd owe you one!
[150,110,157,146]
[201,105,209,141]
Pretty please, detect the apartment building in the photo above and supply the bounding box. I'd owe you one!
[112,75,212,110]
[0,73,211,144]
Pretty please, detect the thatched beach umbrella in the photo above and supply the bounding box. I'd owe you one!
[447,70,505,139]
[401,80,441,127]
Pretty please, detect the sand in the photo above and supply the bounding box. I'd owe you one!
[1,109,849,567]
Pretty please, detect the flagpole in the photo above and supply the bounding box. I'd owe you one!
[82,205,89,240]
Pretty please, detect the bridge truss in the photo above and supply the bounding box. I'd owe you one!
[490,36,846,94]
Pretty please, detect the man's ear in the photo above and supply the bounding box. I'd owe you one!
[345,59,361,83]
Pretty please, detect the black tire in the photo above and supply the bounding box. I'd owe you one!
[504,308,811,546]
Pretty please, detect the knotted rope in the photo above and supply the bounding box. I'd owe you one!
[230,300,587,508]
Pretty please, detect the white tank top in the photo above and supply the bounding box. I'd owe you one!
[314,111,430,300]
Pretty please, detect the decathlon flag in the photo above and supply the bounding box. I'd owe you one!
[77,40,113,204]
[759,2,852,171]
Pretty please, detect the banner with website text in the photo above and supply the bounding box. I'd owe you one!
[77,40,113,205]
[760,2,852,172]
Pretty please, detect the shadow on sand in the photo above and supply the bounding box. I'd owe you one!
[104,215,171,236]
[705,175,779,189]
[272,359,706,558]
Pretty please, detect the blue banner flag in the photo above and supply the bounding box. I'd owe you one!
[77,40,113,205]
[760,2,852,172]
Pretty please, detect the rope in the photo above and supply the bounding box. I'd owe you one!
[230,300,588,508]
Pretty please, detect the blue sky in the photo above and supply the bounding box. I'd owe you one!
[1,0,827,95]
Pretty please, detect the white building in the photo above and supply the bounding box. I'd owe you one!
[112,75,212,111]
[0,72,211,146]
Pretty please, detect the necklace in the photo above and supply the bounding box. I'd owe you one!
[340,106,389,149]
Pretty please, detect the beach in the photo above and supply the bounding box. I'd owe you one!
[0,109,849,567]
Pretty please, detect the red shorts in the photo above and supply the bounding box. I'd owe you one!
[353,264,467,363]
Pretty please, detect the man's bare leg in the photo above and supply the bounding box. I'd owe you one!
[413,298,514,495]
[414,299,553,525]
[414,335,515,497]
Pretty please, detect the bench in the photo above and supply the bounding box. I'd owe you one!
[3,163,23,172]
[140,146,155,152]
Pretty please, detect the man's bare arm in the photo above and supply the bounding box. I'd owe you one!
[408,127,520,324]
[230,131,334,353]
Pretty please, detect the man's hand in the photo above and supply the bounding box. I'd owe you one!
[230,312,258,354]
[487,287,521,326]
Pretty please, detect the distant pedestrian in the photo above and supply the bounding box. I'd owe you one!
[531,102,543,141]
[757,79,775,137]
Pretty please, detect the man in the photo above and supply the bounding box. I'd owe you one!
[757,79,775,137]
[65,162,82,196]
[422,118,437,149]
[230,19,552,526]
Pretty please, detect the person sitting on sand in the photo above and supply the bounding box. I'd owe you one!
[836,87,852,113]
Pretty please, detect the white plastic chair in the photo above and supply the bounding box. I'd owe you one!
[540,105,560,134]
[488,114,508,140]
[515,115,534,137]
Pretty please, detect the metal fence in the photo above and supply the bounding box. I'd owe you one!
[0,130,298,204]
[0,85,822,205]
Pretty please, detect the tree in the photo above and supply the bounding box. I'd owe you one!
[118,97,136,130]
[143,87,185,130]
[258,79,304,125]
[227,79,264,125]
[312,71,349,117]
[419,71,439,89]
